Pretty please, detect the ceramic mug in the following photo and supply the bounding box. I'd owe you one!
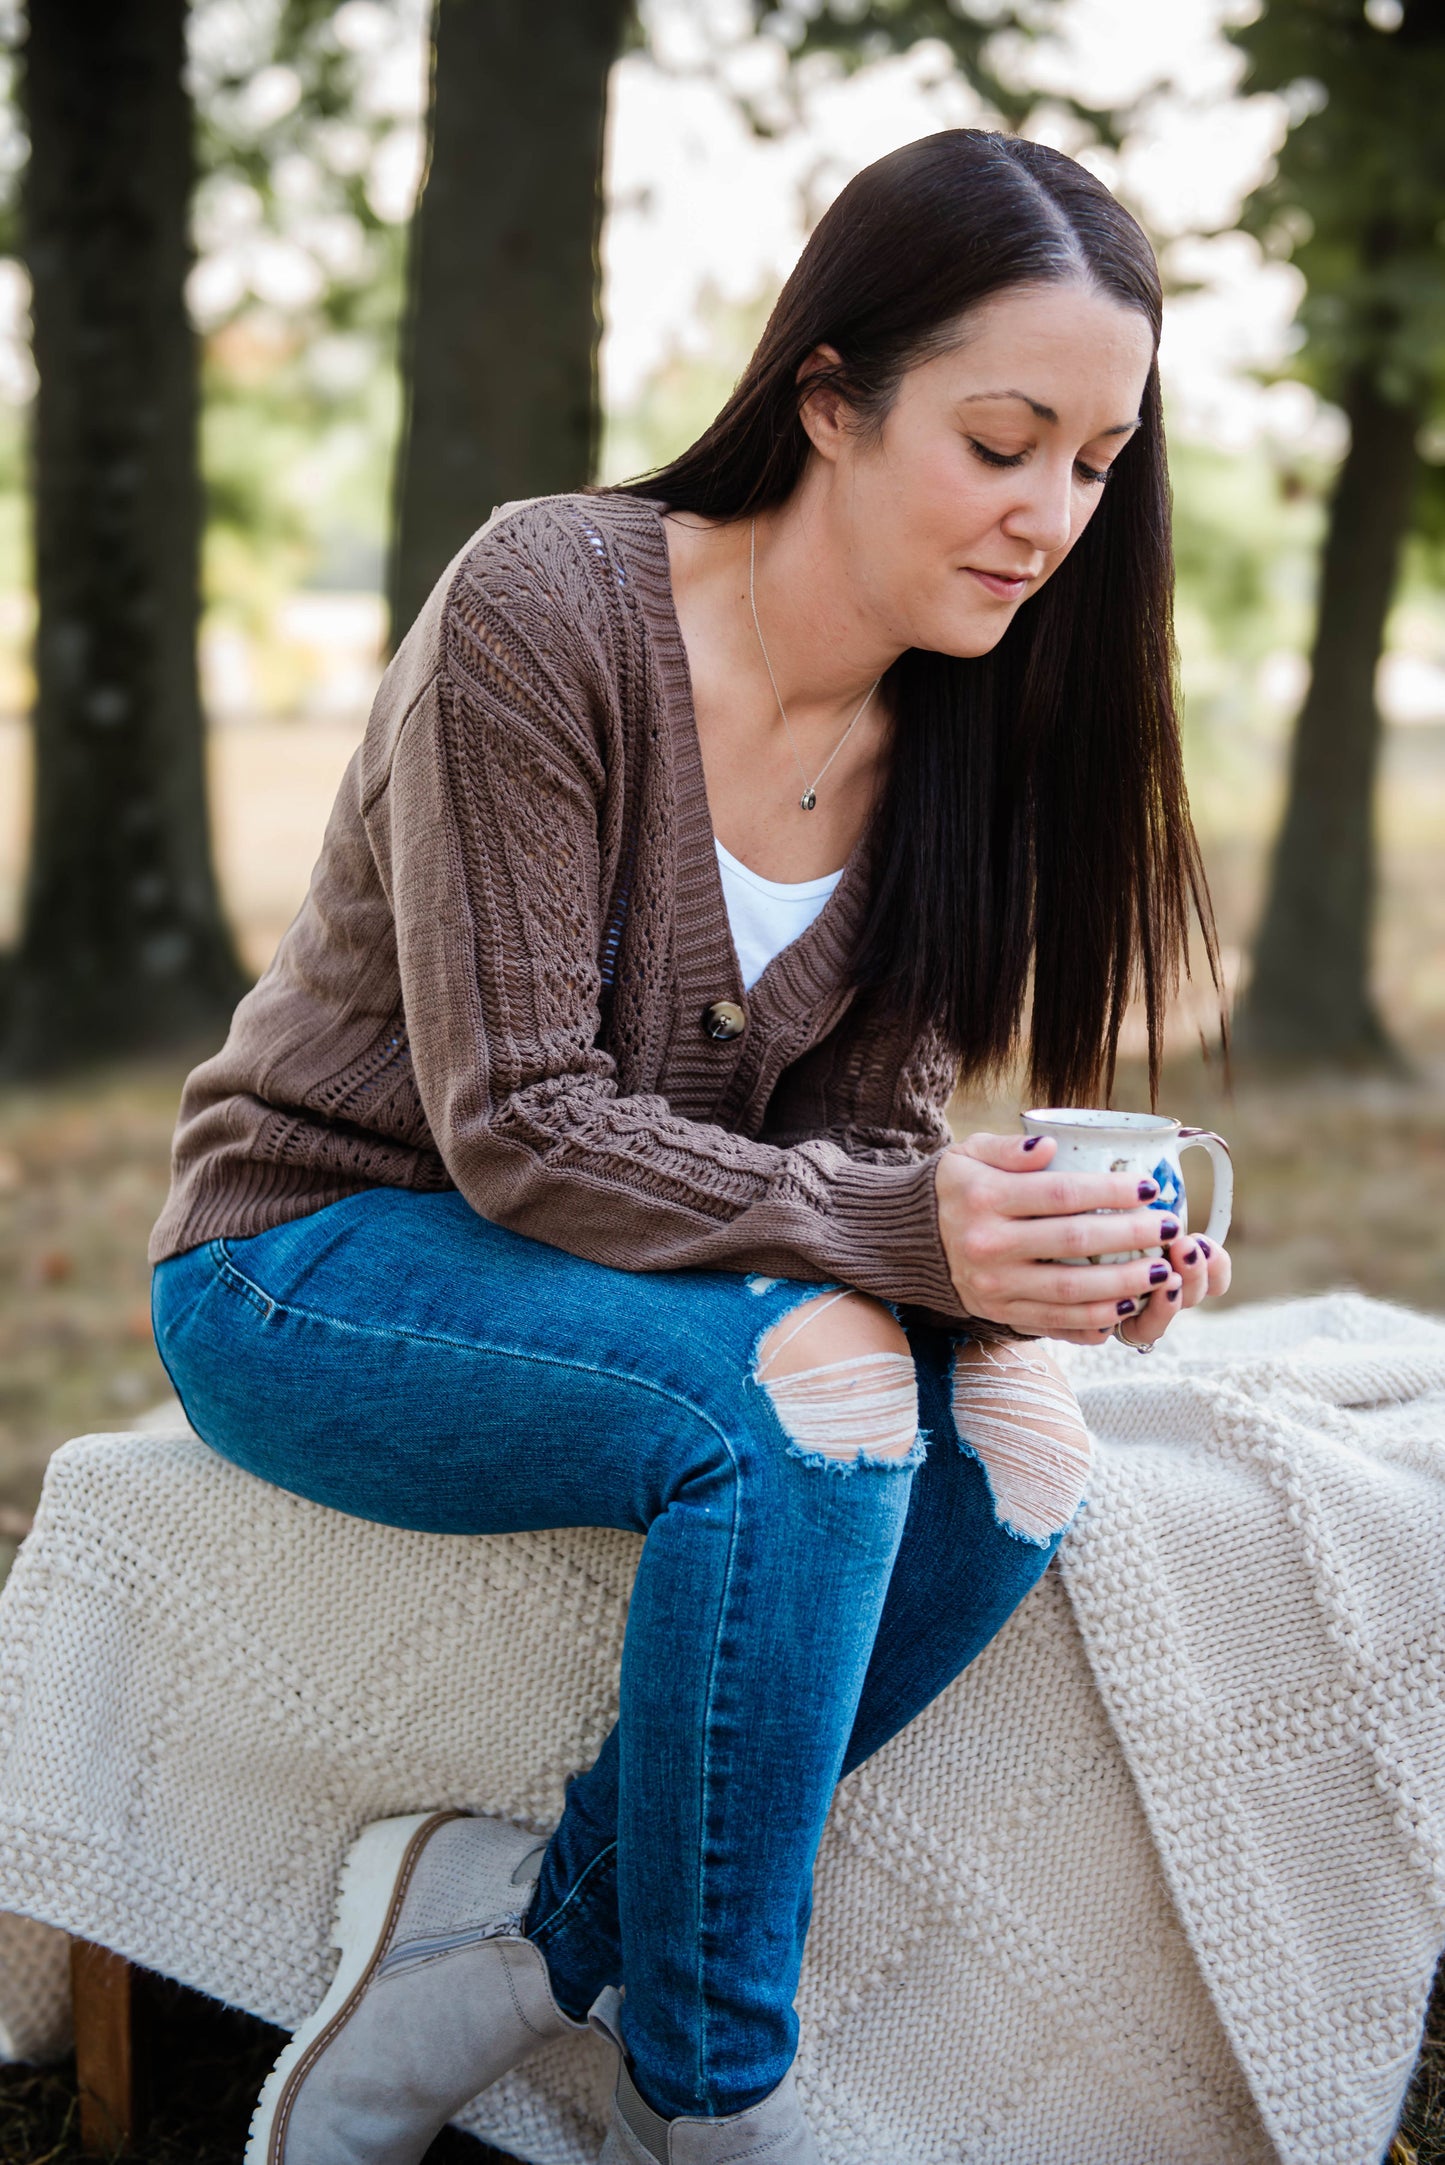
[1019,1107,1233,1265]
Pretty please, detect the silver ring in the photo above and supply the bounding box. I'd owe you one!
[1113,1322,1155,1355]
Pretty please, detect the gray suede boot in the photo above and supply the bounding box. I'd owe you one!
[246,1809,582,2165]
[590,1989,821,2165]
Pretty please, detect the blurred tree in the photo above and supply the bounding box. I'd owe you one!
[1,0,247,1074]
[386,0,634,646]
[1227,0,1445,1066]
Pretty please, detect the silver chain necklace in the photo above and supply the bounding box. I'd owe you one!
[748,519,880,813]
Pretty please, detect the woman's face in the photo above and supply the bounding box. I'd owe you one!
[809,281,1156,661]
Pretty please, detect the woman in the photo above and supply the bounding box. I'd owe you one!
[150,129,1230,2165]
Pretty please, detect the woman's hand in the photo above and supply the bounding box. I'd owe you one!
[1112,1209,1231,1350]
[935,1130,1232,1347]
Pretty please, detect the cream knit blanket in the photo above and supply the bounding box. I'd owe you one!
[0,1291,1440,2164]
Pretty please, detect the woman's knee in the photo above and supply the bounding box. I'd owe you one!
[949,1334,1093,1542]
[754,1290,919,1467]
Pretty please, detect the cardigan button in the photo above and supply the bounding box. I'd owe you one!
[701,999,747,1042]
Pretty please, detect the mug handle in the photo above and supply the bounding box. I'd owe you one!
[1177,1129,1233,1246]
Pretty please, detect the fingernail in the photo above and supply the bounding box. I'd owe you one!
[1198,1237,1212,1257]
[1022,1136,1041,1151]
[1148,1262,1169,1284]
[1183,1245,1199,1266]
[1117,1298,1137,1315]
[1159,1219,1179,1241]
[1167,1287,1180,1301]
[1138,1178,1158,1199]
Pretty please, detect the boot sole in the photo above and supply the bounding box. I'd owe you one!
[244,1808,462,2165]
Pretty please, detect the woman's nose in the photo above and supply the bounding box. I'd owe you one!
[1002,459,1075,557]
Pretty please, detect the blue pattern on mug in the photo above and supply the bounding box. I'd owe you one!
[1148,1157,1183,1214]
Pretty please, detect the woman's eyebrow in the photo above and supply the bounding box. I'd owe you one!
[959,390,1141,437]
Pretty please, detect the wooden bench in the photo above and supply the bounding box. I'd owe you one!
[71,1938,144,2152]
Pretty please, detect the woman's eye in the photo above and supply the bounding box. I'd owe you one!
[967,438,1027,469]
[966,437,1113,485]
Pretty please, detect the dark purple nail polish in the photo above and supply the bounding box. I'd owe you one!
[1183,1245,1199,1266]
[1167,1286,1180,1301]
[1022,1135,1041,1150]
[1117,1298,1137,1315]
[1149,1262,1169,1284]
[1198,1237,1212,1258]
[1138,1178,1158,1200]
[1159,1219,1180,1241]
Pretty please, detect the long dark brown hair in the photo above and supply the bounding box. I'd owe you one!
[609,128,1222,1107]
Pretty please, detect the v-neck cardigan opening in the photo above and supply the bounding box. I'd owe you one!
[619,499,876,1048]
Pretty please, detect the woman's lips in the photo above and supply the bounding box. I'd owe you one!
[967,567,1031,600]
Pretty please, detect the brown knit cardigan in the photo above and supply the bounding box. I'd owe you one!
[150,492,968,1319]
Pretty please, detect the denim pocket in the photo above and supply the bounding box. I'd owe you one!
[210,1238,282,1321]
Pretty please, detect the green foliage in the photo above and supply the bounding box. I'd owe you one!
[201,313,401,653]
[1165,434,1327,827]
[0,4,22,263]
[600,288,773,487]
[1170,435,1323,673]
[187,0,423,611]
[0,387,24,597]
[752,0,1041,127]
[1228,0,1445,415]
[193,0,412,324]
[1413,458,1445,577]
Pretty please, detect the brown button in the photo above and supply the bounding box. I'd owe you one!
[702,999,747,1042]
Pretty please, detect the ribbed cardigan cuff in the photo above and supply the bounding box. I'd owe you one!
[821,1152,964,1318]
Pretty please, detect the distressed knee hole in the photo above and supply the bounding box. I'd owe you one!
[950,1336,1093,1544]
[756,1291,919,1468]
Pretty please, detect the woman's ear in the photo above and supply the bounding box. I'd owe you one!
[795,344,851,463]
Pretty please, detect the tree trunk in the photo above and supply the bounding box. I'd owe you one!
[386,0,630,648]
[1236,371,1421,1066]
[4,0,247,1076]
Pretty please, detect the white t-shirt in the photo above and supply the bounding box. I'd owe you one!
[714,837,844,992]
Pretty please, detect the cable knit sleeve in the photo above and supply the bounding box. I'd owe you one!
[362,526,966,1317]
[760,1024,957,1167]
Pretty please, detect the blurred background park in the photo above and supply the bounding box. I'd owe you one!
[0,2,1439,2154]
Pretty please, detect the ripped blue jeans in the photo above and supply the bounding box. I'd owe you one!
[150,1187,1086,2122]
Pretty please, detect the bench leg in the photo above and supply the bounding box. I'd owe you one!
[70,1937,147,2154]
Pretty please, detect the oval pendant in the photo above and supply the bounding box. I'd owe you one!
[799,788,817,812]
